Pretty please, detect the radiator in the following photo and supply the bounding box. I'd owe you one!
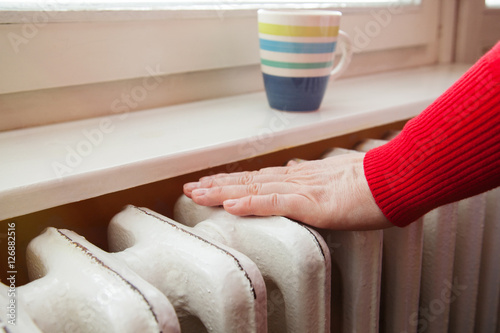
[1,137,499,333]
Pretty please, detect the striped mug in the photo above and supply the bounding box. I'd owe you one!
[258,9,352,111]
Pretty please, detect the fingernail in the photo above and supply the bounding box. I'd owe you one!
[285,158,305,166]
[224,199,238,208]
[192,188,208,196]
[184,182,201,191]
[200,175,214,182]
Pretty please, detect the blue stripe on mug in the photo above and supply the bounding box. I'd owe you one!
[259,39,337,54]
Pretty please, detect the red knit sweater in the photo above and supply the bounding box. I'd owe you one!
[364,42,500,227]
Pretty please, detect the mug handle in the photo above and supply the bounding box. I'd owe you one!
[330,30,353,80]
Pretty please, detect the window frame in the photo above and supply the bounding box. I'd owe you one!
[0,0,442,95]
[455,0,500,62]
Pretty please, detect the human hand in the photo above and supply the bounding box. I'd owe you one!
[183,153,392,230]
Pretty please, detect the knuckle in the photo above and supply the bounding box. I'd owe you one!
[239,171,255,185]
[247,183,262,195]
[270,193,280,208]
[206,178,216,187]
[246,195,253,207]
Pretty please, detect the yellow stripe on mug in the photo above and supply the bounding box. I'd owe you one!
[258,22,339,37]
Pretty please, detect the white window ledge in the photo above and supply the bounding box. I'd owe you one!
[0,63,469,220]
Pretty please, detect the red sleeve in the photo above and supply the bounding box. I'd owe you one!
[363,42,500,227]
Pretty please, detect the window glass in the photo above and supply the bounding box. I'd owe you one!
[0,0,432,95]
[0,0,421,11]
[485,0,500,8]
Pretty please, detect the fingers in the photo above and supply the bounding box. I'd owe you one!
[222,193,314,223]
[189,182,299,206]
[183,159,324,200]
[184,167,294,197]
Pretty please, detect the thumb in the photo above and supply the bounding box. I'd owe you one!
[222,193,309,221]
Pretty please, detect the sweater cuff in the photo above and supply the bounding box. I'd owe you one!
[364,42,500,227]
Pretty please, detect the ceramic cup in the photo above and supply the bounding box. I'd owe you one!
[258,9,353,111]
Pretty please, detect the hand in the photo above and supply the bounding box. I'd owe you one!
[183,153,392,230]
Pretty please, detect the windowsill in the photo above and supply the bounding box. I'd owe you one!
[0,63,469,220]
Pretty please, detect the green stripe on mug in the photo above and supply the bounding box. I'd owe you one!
[261,59,334,69]
[259,22,339,37]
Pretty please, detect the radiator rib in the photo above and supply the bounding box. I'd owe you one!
[357,139,424,333]
[449,194,487,333]
[474,188,500,333]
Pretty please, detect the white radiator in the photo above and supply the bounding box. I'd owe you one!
[1,137,499,333]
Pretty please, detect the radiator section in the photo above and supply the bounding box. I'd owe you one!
[108,205,267,333]
[475,188,500,333]
[328,141,424,333]
[173,195,331,333]
[20,227,180,332]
